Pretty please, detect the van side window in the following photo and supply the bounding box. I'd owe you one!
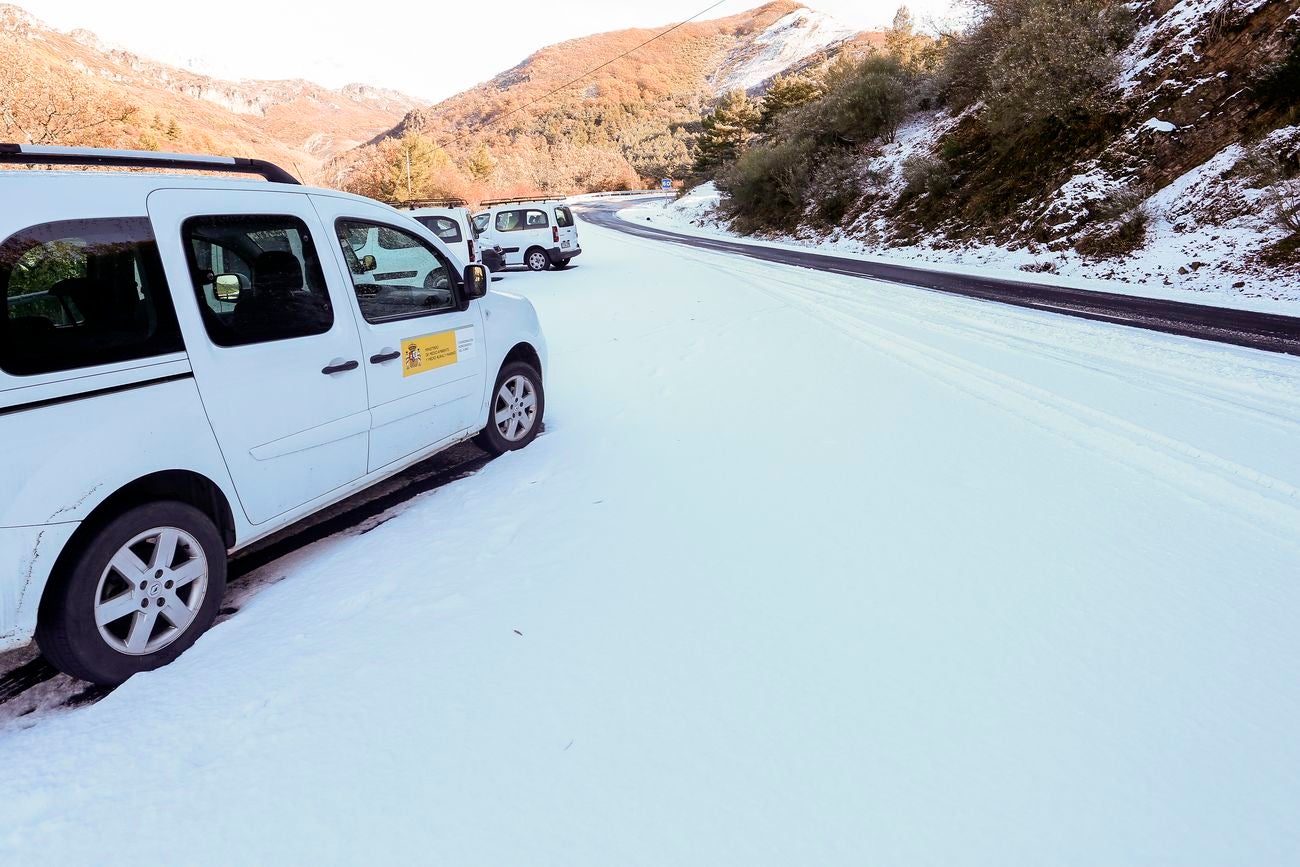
[182,215,333,347]
[495,211,521,232]
[524,210,548,228]
[0,218,183,376]
[336,219,457,323]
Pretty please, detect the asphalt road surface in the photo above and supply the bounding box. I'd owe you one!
[577,200,1300,357]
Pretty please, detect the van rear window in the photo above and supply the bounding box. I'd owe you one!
[415,216,463,244]
[0,218,183,376]
[554,207,573,228]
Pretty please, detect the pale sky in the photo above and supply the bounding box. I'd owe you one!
[20,0,960,102]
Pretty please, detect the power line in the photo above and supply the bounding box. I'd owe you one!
[438,0,732,149]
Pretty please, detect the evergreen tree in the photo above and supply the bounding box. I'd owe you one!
[385,132,453,202]
[466,143,495,180]
[759,74,824,133]
[693,89,761,173]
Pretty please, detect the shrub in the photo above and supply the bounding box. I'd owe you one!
[1075,205,1149,258]
[1270,186,1300,234]
[900,154,952,198]
[943,0,1134,138]
[783,54,915,148]
[1240,145,1300,235]
[1019,260,1059,273]
[1254,39,1300,123]
[718,138,815,231]
[808,149,862,226]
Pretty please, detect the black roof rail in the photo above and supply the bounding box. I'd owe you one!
[0,144,300,184]
[391,197,470,209]
[479,195,565,207]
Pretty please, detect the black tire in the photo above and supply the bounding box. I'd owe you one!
[474,361,545,455]
[36,501,227,685]
[552,258,571,270]
[525,247,551,272]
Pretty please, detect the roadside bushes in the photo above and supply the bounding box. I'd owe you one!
[782,55,917,148]
[719,138,815,232]
[714,50,925,231]
[817,55,913,146]
[944,0,1134,140]
[705,0,1138,238]
[900,154,952,199]
[1074,205,1149,257]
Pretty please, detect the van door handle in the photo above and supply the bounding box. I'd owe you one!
[369,349,401,364]
[321,359,359,375]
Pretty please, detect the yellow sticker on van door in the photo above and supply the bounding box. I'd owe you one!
[401,330,458,377]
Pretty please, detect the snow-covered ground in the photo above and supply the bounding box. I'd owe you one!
[635,119,1300,314]
[2,218,1299,864]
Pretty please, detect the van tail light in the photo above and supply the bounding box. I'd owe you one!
[468,239,477,262]
[552,226,560,244]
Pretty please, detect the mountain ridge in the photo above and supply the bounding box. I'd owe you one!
[327,2,882,200]
[0,2,426,177]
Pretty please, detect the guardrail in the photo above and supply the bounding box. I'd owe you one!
[571,189,675,201]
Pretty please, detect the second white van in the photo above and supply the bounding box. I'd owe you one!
[475,200,580,271]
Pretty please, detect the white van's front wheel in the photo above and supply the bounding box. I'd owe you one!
[37,502,227,685]
[525,248,550,272]
[475,361,545,455]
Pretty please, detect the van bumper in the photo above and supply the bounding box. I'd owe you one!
[547,246,581,264]
[0,522,79,652]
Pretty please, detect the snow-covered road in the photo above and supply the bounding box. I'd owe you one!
[3,219,1298,865]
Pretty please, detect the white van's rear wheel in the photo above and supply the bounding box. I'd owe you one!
[525,248,550,271]
[37,502,227,685]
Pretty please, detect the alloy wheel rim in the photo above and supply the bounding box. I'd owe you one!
[529,252,547,270]
[494,374,537,442]
[94,526,209,656]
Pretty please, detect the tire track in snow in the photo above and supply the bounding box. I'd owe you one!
[605,224,1300,544]
[739,261,1300,437]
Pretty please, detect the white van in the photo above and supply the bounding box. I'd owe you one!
[475,200,581,271]
[406,206,505,273]
[0,145,549,685]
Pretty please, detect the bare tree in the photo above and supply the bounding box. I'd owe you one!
[0,37,137,145]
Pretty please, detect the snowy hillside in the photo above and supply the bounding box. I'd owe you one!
[650,115,1300,308]
[691,0,1300,308]
[712,7,858,93]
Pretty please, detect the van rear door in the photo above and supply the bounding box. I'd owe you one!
[554,205,579,254]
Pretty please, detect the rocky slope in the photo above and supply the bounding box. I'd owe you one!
[0,3,424,179]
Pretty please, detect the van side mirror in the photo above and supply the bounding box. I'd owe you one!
[463,264,488,300]
[213,273,244,301]
[359,254,377,273]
